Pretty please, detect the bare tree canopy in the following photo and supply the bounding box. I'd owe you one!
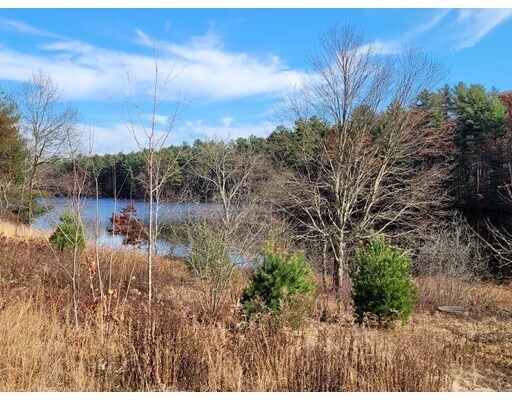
[17,70,80,222]
[18,70,80,161]
[275,25,453,292]
[192,139,267,234]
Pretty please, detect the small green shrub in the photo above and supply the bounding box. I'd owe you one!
[185,223,237,320]
[185,224,234,283]
[351,237,417,327]
[242,242,316,320]
[49,211,86,252]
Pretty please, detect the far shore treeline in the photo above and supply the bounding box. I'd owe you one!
[47,85,512,215]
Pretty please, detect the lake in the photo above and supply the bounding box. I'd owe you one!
[32,197,255,266]
[32,197,208,257]
[31,197,512,276]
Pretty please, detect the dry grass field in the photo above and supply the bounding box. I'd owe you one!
[0,220,510,392]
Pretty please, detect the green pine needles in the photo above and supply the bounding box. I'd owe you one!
[242,242,315,319]
[351,237,417,327]
[49,211,86,252]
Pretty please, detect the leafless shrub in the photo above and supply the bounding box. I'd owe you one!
[484,221,512,279]
[413,212,489,308]
[483,180,512,277]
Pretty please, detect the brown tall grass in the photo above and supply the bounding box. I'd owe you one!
[0,221,510,392]
[0,220,50,240]
[0,291,467,392]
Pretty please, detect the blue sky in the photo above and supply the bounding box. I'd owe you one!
[0,8,511,154]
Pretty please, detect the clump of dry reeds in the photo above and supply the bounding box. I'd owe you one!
[0,219,50,240]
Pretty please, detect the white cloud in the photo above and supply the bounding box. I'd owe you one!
[221,116,233,127]
[356,39,401,56]
[362,9,512,54]
[0,18,61,38]
[0,20,303,103]
[143,113,169,126]
[177,119,276,142]
[450,9,512,50]
[411,9,451,37]
[0,42,134,101]
[83,120,188,155]
[350,10,451,57]
[78,117,276,155]
[81,123,139,155]
[354,10,451,56]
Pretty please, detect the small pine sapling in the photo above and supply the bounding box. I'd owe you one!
[242,241,316,320]
[351,237,417,327]
[50,210,86,252]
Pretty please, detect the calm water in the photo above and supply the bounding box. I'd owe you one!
[32,197,208,256]
[32,197,254,266]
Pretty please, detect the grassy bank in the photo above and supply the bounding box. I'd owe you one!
[0,220,50,240]
[0,221,510,391]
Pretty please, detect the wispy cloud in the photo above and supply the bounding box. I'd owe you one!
[134,29,303,101]
[409,9,451,37]
[449,9,512,51]
[356,39,401,56]
[143,113,169,126]
[83,118,275,155]
[0,19,303,103]
[368,9,512,54]
[177,119,276,142]
[0,18,62,38]
[357,10,451,55]
[84,120,191,155]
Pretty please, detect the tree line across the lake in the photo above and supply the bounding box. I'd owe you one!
[13,83,511,213]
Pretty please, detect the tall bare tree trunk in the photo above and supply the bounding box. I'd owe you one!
[147,154,154,315]
[72,243,80,329]
[23,161,38,224]
[333,239,345,294]
[321,240,328,288]
[117,55,185,317]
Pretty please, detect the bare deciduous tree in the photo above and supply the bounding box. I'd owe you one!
[275,25,452,293]
[116,56,186,315]
[483,174,512,275]
[193,139,267,243]
[17,70,79,222]
[179,139,272,319]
